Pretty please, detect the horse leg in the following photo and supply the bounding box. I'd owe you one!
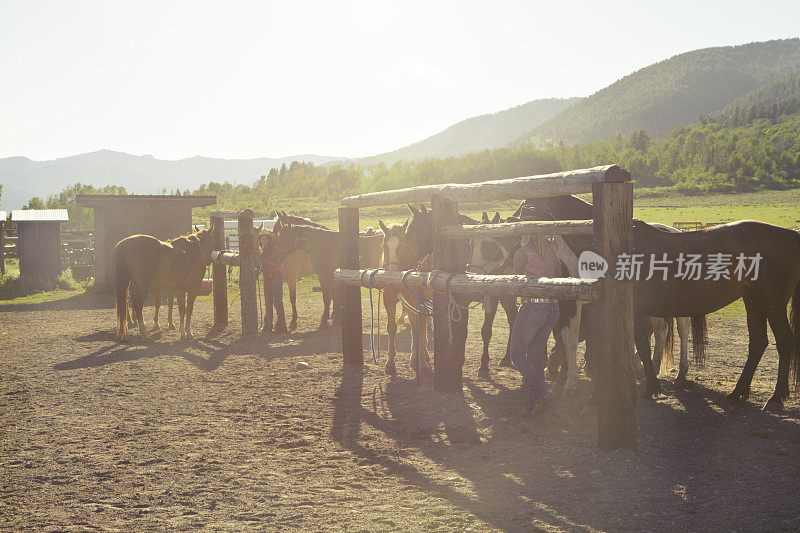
[126,286,136,328]
[651,317,666,378]
[763,307,794,410]
[634,316,660,398]
[384,292,398,375]
[320,281,331,329]
[418,311,431,375]
[499,297,517,367]
[562,301,582,393]
[184,289,199,340]
[479,297,499,379]
[131,283,149,342]
[153,288,162,331]
[676,317,690,383]
[288,279,298,330]
[728,298,768,402]
[167,292,176,330]
[176,292,187,339]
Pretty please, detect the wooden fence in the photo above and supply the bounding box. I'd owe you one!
[334,164,637,450]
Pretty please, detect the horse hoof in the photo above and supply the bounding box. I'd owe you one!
[168,323,176,331]
[477,366,490,380]
[152,323,161,331]
[185,332,194,340]
[385,362,397,375]
[498,356,513,368]
[727,389,748,402]
[762,397,784,412]
[319,321,329,330]
[674,373,688,388]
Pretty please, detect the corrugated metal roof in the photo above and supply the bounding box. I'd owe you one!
[11,209,69,222]
[73,194,216,208]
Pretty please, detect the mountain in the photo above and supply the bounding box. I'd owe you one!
[516,38,800,146]
[360,97,581,165]
[718,68,800,117]
[0,150,341,210]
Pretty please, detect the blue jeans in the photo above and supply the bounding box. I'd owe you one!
[510,301,560,408]
[264,274,285,331]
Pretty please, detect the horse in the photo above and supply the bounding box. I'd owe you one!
[377,212,433,377]
[114,225,215,342]
[269,214,329,329]
[463,211,519,377]
[518,195,800,409]
[274,212,382,328]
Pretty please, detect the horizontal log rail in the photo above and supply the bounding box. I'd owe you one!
[340,165,630,208]
[211,250,240,266]
[440,219,594,239]
[334,268,600,302]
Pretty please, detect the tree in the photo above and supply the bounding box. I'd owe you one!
[24,196,46,210]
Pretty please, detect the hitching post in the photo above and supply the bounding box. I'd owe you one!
[211,212,228,326]
[238,209,258,336]
[339,206,363,367]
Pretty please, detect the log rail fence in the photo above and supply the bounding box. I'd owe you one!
[334,164,637,450]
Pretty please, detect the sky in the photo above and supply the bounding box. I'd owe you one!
[1,0,799,161]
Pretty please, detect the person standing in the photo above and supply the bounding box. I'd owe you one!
[510,233,562,416]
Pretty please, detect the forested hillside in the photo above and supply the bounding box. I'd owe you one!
[362,97,581,164]
[517,39,800,145]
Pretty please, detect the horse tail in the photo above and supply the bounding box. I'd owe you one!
[790,280,800,390]
[114,246,130,340]
[691,315,707,367]
[664,317,675,368]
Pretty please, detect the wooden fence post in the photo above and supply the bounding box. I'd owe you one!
[592,181,637,450]
[339,207,363,367]
[432,194,466,393]
[238,209,258,336]
[211,213,228,326]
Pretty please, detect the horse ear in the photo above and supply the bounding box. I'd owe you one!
[402,218,409,231]
[420,203,428,214]
[407,203,420,216]
[255,222,264,233]
[491,212,501,224]
[481,211,489,223]
[194,225,201,232]
[378,220,389,234]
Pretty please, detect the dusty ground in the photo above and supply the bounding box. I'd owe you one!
[1,286,799,532]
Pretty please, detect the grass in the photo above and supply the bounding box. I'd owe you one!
[0,259,87,303]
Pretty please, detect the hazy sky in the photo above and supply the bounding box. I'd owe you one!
[1,0,799,161]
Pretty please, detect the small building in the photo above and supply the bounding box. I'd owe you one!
[10,209,70,288]
[73,195,216,287]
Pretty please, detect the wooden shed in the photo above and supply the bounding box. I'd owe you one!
[73,195,216,288]
[0,210,7,276]
[10,209,70,288]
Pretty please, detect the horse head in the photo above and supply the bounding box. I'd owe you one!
[377,218,410,271]
[402,203,433,267]
[275,211,300,255]
[466,213,519,275]
[194,223,216,265]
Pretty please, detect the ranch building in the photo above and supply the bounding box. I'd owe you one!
[73,194,216,288]
[10,209,70,288]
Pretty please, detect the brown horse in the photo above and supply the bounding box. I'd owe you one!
[274,212,382,328]
[271,213,331,329]
[114,226,215,342]
[377,214,432,376]
[519,195,800,409]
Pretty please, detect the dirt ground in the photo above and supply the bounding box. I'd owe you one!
[1,286,799,532]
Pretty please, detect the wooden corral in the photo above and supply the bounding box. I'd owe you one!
[335,164,638,450]
[73,195,216,287]
[10,209,69,287]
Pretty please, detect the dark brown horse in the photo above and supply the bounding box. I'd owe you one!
[114,226,215,342]
[274,212,382,328]
[518,195,800,409]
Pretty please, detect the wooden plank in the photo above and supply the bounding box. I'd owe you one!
[211,214,228,326]
[339,207,363,367]
[592,181,637,451]
[440,219,593,239]
[238,210,258,336]
[334,268,600,302]
[340,165,630,208]
[0,220,4,276]
[432,195,466,393]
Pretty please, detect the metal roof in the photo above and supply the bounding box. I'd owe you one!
[11,209,70,222]
[73,194,216,208]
